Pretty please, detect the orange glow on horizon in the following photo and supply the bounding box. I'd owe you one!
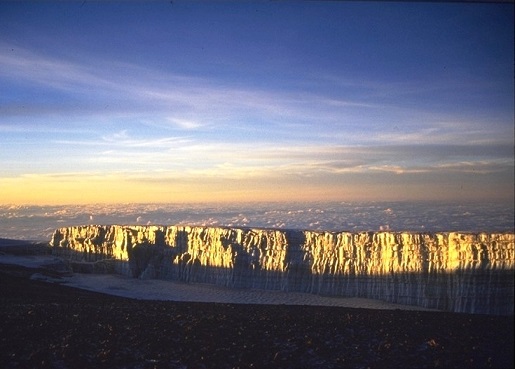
[1,173,512,206]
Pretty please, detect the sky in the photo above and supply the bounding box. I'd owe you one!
[0,1,513,205]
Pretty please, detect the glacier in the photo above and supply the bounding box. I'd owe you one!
[50,225,514,315]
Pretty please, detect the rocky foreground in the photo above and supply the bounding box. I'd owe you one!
[1,262,513,369]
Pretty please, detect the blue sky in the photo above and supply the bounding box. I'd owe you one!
[0,2,513,204]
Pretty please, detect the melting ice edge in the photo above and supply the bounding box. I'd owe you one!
[50,225,515,315]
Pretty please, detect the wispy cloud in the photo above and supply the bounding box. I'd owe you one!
[1,42,513,204]
[165,117,205,130]
[99,130,192,148]
[0,44,119,95]
[5,42,491,147]
[42,125,515,182]
[2,42,511,156]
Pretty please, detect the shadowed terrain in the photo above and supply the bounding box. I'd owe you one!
[1,262,513,369]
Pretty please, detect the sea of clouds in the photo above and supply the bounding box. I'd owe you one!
[0,201,513,241]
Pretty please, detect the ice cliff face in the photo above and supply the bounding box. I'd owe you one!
[50,225,514,315]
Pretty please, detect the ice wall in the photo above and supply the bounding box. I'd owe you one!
[50,225,514,315]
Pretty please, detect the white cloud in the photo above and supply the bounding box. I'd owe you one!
[165,117,204,130]
[2,42,510,155]
[0,43,397,142]
[1,43,513,199]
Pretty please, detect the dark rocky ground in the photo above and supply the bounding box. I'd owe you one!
[0,263,513,369]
